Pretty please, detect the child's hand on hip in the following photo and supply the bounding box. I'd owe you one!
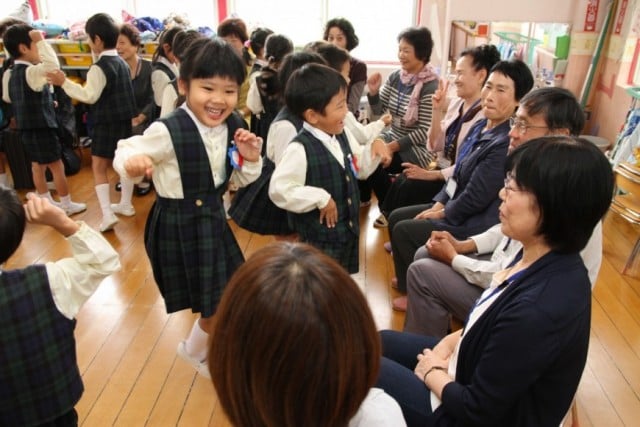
[124,154,154,179]
[234,129,262,162]
[319,198,338,228]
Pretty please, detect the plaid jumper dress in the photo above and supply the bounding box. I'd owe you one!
[292,130,361,273]
[144,109,246,317]
[228,107,303,236]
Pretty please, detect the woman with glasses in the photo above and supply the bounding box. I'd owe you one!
[376,136,613,427]
[387,60,533,311]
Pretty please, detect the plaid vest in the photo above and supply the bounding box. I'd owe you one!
[92,56,136,123]
[160,109,247,199]
[8,63,58,130]
[0,265,83,426]
[293,130,360,241]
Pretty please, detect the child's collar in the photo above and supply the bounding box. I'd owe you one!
[302,122,335,143]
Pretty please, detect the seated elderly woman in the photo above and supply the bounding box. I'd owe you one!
[209,242,406,427]
[388,59,534,308]
[375,136,613,427]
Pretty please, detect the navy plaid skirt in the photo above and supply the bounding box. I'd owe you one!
[91,121,131,159]
[228,158,293,235]
[144,195,244,317]
[20,128,61,164]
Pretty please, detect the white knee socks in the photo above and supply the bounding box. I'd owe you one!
[95,183,112,217]
[184,319,209,362]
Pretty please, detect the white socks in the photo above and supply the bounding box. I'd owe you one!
[95,183,112,217]
[184,319,209,362]
[118,177,134,207]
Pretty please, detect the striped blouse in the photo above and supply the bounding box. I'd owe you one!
[368,69,438,168]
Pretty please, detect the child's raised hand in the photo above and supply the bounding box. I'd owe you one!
[319,198,338,228]
[380,112,392,126]
[29,29,44,42]
[371,139,392,167]
[24,193,79,237]
[233,129,262,163]
[124,154,154,179]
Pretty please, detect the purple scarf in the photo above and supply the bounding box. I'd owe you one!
[400,63,438,126]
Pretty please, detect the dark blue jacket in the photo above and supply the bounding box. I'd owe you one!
[434,251,591,427]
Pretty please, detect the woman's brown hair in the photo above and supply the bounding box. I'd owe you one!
[209,242,381,427]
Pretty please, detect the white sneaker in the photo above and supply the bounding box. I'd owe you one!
[99,213,118,232]
[63,201,87,216]
[110,203,136,217]
[176,341,211,379]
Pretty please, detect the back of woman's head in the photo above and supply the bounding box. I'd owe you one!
[210,242,380,427]
[461,44,501,82]
[0,187,26,264]
[506,136,613,253]
[179,38,246,86]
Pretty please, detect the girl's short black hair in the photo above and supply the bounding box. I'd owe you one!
[506,136,613,253]
[265,34,293,66]
[0,187,26,264]
[249,27,274,56]
[152,26,183,63]
[323,17,359,51]
[285,63,347,118]
[179,38,246,86]
[277,51,327,102]
[85,13,120,49]
[397,26,433,64]
[307,41,350,74]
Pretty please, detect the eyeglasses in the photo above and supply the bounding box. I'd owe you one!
[503,173,522,194]
[509,117,548,135]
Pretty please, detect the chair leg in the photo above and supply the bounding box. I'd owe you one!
[623,237,640,274]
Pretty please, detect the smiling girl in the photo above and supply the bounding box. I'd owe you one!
[112,38,262,378]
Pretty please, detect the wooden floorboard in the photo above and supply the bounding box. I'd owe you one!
[3,153,640,426]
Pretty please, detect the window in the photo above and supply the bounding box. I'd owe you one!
[230,0,417,62]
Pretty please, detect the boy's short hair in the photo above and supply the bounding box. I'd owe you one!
[179,38,246,87]
[306,41,350,74]
[3,23,33,59]
[0,187,26,264]
[85,13,120,49]
[285,63,347,118]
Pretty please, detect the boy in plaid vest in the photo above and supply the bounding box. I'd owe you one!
[0,188,120,426]
[48,13,137,232]
[3,24,86,214]
[269,64,390,273]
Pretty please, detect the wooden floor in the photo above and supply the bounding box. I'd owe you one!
[5,149,640,426]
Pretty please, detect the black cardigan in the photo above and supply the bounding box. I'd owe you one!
[433,251,591,427]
